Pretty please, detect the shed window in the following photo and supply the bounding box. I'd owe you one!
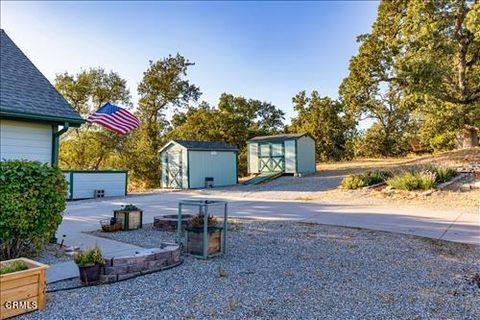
[260,144,270,157]
[272,143,283,156]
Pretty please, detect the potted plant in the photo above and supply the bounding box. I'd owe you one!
[0,258,48,318]
[113,204,143,230]
[185,213,223,258]
[73,246,105,284]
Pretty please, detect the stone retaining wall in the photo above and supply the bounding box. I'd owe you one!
[153,214,193,231]
[100,243,181,283]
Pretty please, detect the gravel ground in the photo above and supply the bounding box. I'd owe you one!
[195,173,342,200]
[28,243,72,265]
[21,220,480,320]
[87,223,177,247]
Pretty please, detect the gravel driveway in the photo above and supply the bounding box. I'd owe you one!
[193,172,346,201]
[21,221,479,320]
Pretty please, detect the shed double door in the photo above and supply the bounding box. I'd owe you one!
[258,142,285,172]
[165,150,183,188]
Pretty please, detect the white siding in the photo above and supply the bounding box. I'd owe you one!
[296,136,316,174]
[284,140,296,173]
[68,172,127,199]
[0,119,52,164]
[188,150,237,188]
[182,148,188,188]
[248,143,259,174]
[160,150,168,188]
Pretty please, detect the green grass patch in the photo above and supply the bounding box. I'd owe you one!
[341,170,392,190]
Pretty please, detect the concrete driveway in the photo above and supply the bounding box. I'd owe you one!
[60,191,479,246]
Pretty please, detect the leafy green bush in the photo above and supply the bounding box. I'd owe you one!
[0,160,68,259]
[73,246,105,267]
[341,170,392,189]
[429,132,457,152]
[0,260,29,275]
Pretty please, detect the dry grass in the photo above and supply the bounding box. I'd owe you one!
[317,147,479,173]
[314,148,480,212]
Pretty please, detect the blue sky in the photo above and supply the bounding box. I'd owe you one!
[1,1,379,123]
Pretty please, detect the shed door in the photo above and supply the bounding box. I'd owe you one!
[258,142,284,172]
[165,150,183,188]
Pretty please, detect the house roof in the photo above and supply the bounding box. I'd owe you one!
[0,30,84,125]
[247,133,309,143]
[160,140,238,153]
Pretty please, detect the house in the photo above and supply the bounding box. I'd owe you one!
[160,140,238,189]
[247,133,316,175]
[0,30,84,165]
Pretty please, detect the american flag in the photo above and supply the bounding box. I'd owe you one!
[87,103,140,135]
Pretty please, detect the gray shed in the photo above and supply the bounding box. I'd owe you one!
[247,133,316,175]
[160,140,238,189]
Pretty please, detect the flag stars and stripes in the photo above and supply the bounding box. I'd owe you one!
[87,103,140,135]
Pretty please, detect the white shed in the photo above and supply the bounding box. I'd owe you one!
[247,133,316,175]
[160,140,238,189]
[63,170,128,200]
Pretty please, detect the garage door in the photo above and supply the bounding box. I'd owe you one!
[258,143,284,172]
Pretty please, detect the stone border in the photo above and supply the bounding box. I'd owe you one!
[362,181,387,190]
[437,172,470,190]
[100,243,181,283]
[153,214,194,231]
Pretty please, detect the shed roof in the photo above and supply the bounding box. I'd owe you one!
[160,140,238,153]
[0,30,84,125]
[247,133,308,143]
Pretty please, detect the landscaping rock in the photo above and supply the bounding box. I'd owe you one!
[31,220,480,320]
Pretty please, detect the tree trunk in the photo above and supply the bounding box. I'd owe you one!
[456,126,479,148]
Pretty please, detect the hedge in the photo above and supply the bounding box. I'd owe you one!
[0,160,68,259]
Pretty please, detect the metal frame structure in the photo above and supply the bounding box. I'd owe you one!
[176,199,228,259]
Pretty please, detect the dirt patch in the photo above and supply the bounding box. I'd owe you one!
[317,147,480,172]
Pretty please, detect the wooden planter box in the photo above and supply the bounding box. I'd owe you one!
[0,258,48,319]
[185,226,223,257]
[113,210,143,231]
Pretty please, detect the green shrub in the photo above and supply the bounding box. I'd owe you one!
[417,171,438,190]
[73,246,105,267]
[425,165,458,183]
[189,213,218,227]
[0,260,29,275]
[341,170,392,189]
[429,132,457,152]
[0,160,68,260]
[119,204,141,211]
[387,170,437,190]
[387,172,421,190]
